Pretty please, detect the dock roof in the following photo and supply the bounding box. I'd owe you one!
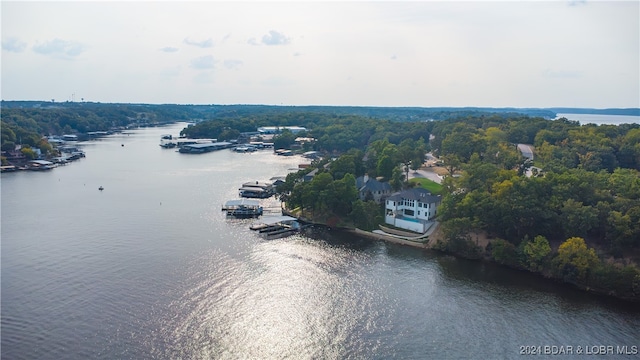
[224,199,260,207]
[29,160,54,165]
[239,186,268,192]
[182,142,232,149]
[253,215,297,225]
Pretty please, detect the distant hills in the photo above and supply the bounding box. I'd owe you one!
[1,100,638,121]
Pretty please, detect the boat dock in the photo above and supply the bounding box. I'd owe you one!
[222,199,263,218]
[179,142,234,153]
[249,215,301,239]
[239,181,276,198]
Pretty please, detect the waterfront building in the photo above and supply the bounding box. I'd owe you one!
[257,126,307,135]
[355,175,392,204]
[385,188,441,233]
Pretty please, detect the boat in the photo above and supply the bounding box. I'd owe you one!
[249,215,301,239]
[222,199,263,218]
[0,165,17,172]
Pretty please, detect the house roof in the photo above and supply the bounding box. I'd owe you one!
[356,176,391,193]
[387,188,441,203]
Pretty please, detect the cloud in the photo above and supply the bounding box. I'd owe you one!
[184,37,213,48]
[293,52,301,57]
[568,0,587,6]
[32,38,86,58]
[223,59,243,69]
[160,47,179,53]
[390,54,398,60]
[2,37,27,52]
[190,55,216,69]
[261,30,291,46]
[247,37,259,46]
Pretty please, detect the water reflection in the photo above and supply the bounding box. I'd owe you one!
[165,236,392,359]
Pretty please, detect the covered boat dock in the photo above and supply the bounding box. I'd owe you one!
[250,215,301,239]
[178,142,234,154]
[222,199,263,218]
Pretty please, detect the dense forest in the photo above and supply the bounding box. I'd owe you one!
[2,101,639,300]
[427,115,640,300]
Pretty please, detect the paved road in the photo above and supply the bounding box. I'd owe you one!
[409,152,444,184]
[517,144,534,160]
[408,168,443,184]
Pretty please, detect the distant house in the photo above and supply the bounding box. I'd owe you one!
[356,175,392,203]
[303,168,319,182]
[385,188,441,233]
[269,176,286,187]
[257,126,307,135]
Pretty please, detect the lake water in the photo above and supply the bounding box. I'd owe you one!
[2,123,639,359]
[555,113,640,125]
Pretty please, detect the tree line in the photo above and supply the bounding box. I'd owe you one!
[431,115,640,300]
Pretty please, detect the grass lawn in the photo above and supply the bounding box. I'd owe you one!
[409,177,443,195]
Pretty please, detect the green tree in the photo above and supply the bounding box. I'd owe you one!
[490,239,519,267]
[523,235,551,272]
[273,129,296,150]
[376,154,396,181]
[553,237,600,283]
[349,199,383,231]
[329,154,356,180]
[390,166,404,191]
[559,199,597,238]
[20,146,38,160]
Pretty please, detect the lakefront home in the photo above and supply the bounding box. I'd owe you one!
[356,175,392,204]
[385,188,441,233]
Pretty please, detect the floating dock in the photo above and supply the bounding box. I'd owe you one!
[178,142,234,153]
[250,215,300,239]
[222,199,263,218]
[239,181,275,198]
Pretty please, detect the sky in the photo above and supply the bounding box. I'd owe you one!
[1,1,639,108]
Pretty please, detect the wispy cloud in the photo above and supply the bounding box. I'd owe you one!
[184,37,213,48]
[32,38,86,58]
[160,47,179,53]
[2,37,27,53]
[223,59,243,69]
[190,55,216,69]
[261,30,291,46]
[247,37,259,46]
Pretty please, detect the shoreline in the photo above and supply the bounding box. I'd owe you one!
[325,224,640,304]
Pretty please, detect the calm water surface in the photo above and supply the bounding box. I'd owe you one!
[555,113,640,125]
[2,123,639,359]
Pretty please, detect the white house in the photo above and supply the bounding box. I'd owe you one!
[385,188,441,233]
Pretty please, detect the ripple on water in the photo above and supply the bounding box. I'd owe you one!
[159,236,394,359]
